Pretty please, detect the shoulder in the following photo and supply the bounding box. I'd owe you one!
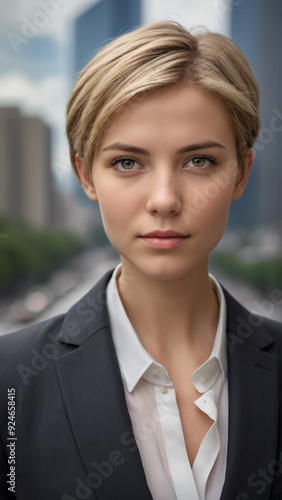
[0,268,115,380]
[0,314,65,352]
[0,315,66,382]
[258,314,282,341]
[222,284,281,355]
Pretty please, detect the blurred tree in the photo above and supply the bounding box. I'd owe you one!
[0,215,87,296]
[211,251,281,293]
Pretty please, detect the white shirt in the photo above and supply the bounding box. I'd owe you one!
[106,264,228,500]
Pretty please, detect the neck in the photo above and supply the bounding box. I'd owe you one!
[116,259,219,369]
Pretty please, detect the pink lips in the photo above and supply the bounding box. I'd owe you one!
[139,230,189,249]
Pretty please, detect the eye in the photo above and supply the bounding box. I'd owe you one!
[111,157,141,173]
[185,156,216,170]
[191,157,207,168]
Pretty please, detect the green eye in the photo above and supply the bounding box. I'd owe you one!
[192,157,206,168]
[120,159,136,170]
[111,157,141,173]
[185,156,216,170]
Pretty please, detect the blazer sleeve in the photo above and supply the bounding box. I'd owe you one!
[0,316,66,500]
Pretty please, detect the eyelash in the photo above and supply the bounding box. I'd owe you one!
[109,154,218,174]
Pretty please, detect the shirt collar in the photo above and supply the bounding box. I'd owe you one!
[106,264,227,394]
[192,274,227,393]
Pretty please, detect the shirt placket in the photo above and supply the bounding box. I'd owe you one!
[193,390,220,500]
[155,384,200,500]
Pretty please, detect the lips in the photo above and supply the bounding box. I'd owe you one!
[139,230,189,249]
[140,230,188,238]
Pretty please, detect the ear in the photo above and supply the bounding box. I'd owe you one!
[75,153,98,203]
[232,149,253,202]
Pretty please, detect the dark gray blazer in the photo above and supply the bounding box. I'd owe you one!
[0,269,281,499]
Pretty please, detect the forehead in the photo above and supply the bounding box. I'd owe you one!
[99,85,236,153]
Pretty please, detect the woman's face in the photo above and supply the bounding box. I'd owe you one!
[77,85,252,281]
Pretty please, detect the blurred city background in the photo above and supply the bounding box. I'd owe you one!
[0,0,281,334]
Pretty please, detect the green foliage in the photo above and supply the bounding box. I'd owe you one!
[210,251,281,293]
[0,216,86,296]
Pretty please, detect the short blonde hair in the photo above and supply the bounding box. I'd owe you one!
[66,21,260,182]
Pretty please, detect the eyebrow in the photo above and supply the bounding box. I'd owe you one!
[102,141,225,155]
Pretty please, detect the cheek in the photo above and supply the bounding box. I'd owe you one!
[96,185,137,234]
[206,194,232,226]
[188,178,235,232]
[205,196,234,246]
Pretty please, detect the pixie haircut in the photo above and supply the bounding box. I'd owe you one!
[66,22,261,183]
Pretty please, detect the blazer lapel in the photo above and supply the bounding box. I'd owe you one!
[55,270,153,500]
[220,289,280,500]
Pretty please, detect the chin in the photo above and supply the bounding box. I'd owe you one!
[126,256,202,282]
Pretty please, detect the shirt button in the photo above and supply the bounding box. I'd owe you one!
[153,371,160,379]
[162,387,168,394]
[201,399,207,404]
[201,377,208,385]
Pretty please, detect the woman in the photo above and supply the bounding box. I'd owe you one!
[0,22,281,500]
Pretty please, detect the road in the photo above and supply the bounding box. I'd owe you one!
[0,247,119,336]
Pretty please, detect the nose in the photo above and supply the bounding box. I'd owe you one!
[146,170,182,216]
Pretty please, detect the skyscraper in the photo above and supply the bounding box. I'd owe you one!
[0,107,54,228]
[74,0,141,77]
[229,0,282,228]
